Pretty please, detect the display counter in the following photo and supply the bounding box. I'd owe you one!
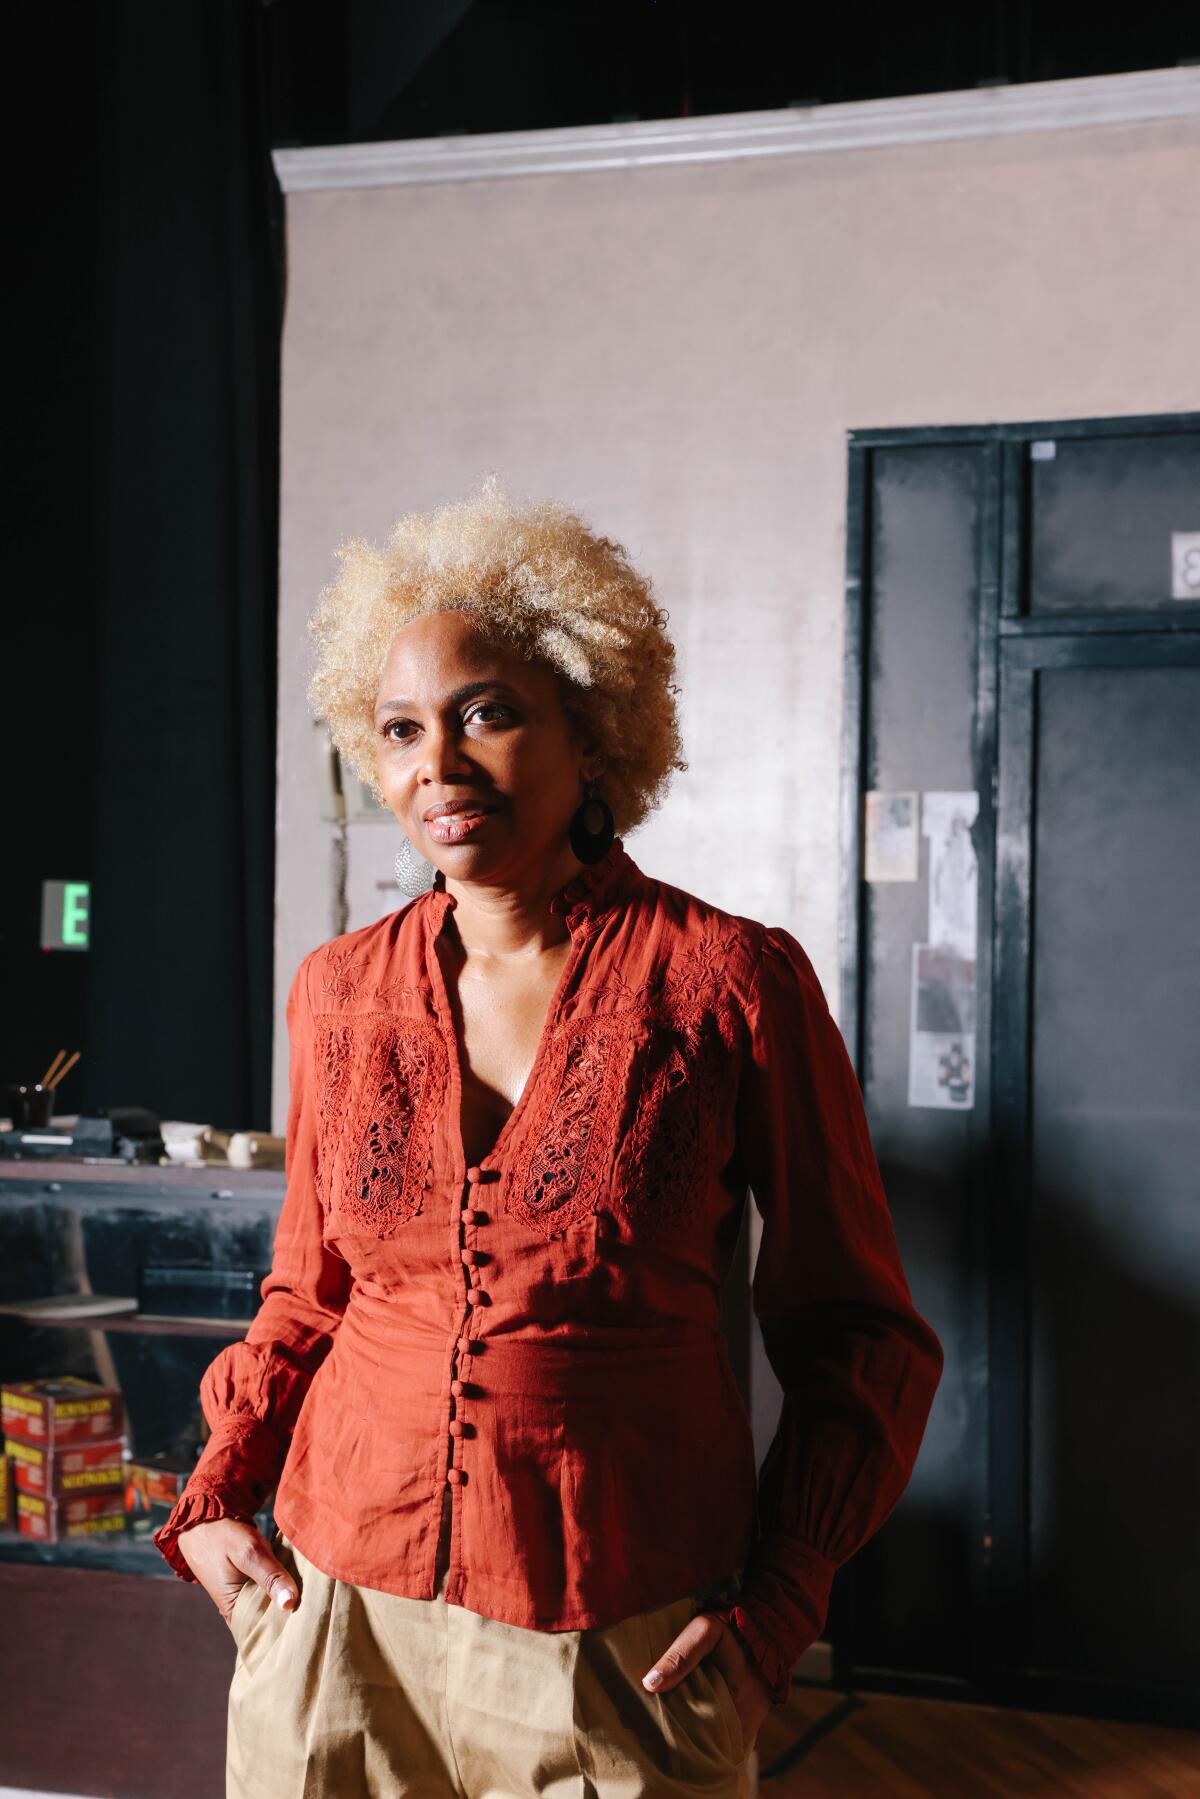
[0,1157,285,1572]
[0,1158,286,1797]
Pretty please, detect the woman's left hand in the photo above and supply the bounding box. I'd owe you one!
[641,1608,774,1756]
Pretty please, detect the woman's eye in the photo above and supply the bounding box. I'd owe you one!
[381,703,511,743]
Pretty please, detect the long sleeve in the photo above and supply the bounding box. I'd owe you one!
[151,949,354,1581]
[707,926,944,1705]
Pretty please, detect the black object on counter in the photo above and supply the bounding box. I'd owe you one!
[71,1107,166,1163]
[137,1264,268,1320]
[0,1107,166,1163]
[0,1125,76,1159]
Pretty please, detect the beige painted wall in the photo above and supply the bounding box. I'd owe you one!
[273,108,1200,1128]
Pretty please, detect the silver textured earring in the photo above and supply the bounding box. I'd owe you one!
[394,837,438,897]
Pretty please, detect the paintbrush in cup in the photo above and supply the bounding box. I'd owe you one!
[47,1050,81,1090]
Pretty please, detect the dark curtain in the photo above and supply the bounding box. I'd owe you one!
[84,1,282,1128]
[3,14,101,1110]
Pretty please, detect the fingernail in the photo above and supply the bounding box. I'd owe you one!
[643,1669,663,1690]
[275,1588,292,1610]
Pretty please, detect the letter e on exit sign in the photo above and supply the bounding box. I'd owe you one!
[41,880,90,951]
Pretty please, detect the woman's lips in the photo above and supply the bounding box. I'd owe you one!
[425,809,495,844]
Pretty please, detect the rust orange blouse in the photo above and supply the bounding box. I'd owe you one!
[152,838,943,1706]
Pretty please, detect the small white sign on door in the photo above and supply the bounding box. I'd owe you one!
[1171,531,1200,601]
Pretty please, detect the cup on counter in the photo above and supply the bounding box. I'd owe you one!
[8,1084,55,1128]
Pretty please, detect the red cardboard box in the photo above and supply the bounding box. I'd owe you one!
[0,1447,11,1529]
[6,1433,126,1497]
[2,1378,123,1447]
[124,1452,191,1512]
[17,1487,127,1541]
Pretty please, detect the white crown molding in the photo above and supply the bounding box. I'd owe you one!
[272,66,1200,194]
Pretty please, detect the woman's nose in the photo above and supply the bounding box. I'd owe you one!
[418,722,470,784]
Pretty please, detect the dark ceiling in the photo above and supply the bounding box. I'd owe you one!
[265,0,1198,148]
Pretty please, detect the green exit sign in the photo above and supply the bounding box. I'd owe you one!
[41,880,90,951]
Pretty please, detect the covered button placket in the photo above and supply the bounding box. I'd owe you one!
[426,842,629,1600]
[446,1161,500,1507]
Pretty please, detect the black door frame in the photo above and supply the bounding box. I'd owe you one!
[840,410,1200,1727]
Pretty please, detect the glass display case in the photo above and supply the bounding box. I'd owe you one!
[0,1158,285,1576]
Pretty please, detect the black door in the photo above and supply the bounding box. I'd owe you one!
[841,413,1200,1726]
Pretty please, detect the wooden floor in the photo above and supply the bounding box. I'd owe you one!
[753,1685,1200,1797]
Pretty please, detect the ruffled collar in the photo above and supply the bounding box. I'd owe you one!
[547,838,637,925]
[424,837,638,937]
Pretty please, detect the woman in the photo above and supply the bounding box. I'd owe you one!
[153,475,944,1797]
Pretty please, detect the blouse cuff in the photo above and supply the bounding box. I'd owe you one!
[706,1532,838,1708]
[149,1415,288,1583]
[151,1486,257,1582]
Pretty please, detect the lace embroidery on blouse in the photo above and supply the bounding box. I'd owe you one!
[510,925,743,1240]
[315,1020,356,1215]
[505,1017,633,1239]
[594,925,741,1020]
[617,1017,725,1237]
[319,946,421,1012]
[312,919,742,1242]
[617,927,742,1237]
[320,949,363,1009]
[316,1017,447,1235]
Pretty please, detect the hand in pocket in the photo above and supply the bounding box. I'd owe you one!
[176,1517,301,1626]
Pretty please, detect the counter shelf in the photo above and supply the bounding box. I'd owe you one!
[0,1157,285,1577]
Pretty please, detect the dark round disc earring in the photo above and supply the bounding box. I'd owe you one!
[568,781,615,864]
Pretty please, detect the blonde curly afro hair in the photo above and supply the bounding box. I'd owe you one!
[306,473,686,836]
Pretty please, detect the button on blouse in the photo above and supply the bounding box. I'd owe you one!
[151,839,943,1708]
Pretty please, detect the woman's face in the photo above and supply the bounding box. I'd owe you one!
[372,609,594,888]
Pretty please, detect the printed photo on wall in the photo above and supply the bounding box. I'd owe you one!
[921,790,979,957]
[863,790,920,882]
[907,942,976,1108]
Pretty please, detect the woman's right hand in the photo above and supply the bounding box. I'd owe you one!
[175,1516,300,1624]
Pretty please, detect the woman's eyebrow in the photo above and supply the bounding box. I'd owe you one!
[376,680,521,717]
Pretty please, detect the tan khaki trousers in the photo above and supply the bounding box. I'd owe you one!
[225,1488,754,1798]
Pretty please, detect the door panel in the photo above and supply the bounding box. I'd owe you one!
[1027,432,1200,614]
[845,413,1200,1723]
[1028,659,1200,1687]
[852,443,989,1677]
